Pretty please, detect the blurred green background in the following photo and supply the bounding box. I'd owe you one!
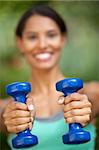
[0,1,99,150]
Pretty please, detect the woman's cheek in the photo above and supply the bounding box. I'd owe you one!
[49,37,63,50]
[23,41,36,53]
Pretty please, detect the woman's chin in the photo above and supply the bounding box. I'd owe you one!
[33,64,54,71]
[32,57,56,70]
[31,61,57,71]
[29,53,60,70]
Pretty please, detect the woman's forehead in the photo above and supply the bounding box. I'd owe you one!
[23,15,61,32]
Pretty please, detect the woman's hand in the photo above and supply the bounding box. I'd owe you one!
[81,82,99,120]
[2,97,35,133]
[58,93,92,126]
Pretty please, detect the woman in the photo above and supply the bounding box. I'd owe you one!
[1,5,99,150]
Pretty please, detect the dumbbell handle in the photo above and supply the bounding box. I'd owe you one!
[14,94,30,134]
[63,91,83,132]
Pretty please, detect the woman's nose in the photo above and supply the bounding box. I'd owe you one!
[38,37,48,49]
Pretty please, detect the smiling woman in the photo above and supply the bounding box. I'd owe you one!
[15,6,67,70]
[16,15,65,70]
[1,5,99,150]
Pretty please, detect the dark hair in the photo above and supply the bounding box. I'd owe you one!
[16,5,67,37]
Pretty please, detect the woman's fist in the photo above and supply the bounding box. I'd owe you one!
[58,93,92,126]
[3,96,35,133]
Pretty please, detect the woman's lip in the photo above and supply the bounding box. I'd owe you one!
[33,52,53,61]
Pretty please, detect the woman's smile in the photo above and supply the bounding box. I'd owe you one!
[33,52,53,62]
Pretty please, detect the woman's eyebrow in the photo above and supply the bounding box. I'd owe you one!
[25,31,36,35]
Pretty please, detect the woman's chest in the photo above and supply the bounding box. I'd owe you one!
[32,92,63,118]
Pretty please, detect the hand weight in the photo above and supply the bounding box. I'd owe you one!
[56,78,90,144]
[6,82,38,148]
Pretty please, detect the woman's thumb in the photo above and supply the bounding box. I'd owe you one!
[57,95,65,105]
[26,96,34,111]
[26,96,35,130]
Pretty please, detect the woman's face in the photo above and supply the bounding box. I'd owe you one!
[17,15,66,70]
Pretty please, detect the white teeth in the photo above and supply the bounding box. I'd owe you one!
[35,53,51,60]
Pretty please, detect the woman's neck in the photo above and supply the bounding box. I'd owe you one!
[30,66,64,95]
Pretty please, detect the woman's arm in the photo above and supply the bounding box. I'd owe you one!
[81,81,99,120]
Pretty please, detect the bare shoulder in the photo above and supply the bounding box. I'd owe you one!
[84,81,99,94]
[84,81,99,87]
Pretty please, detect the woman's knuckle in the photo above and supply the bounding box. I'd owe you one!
[29,117,31,122]
[11,112,15,118]
[15,110,19,116]
[15,102,19,109]
[83,94,87,99]
[63,106,66,112]
[71,109,76,115]
[14,110,17,116]
[2,113,6,118]
[7,126,10,132]
[72,93,78,97]
[89,102,92,107]
[15,118,20,124]
[64,113,67,119]
[87,115,90,121]
[16,126,20,132]
[73,116,78,122]
[84,115,90,123]
[88,108,91,114]
[7,126,13,133]
[4,120,8,126]
[86,102,91,108]
[81,122,86,127]
[66,118,69,123]
[70,102,76,108]
[70,102,74,108]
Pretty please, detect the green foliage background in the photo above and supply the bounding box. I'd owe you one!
[0,1,99,150]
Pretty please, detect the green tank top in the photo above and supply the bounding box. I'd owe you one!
[8,111,96,150]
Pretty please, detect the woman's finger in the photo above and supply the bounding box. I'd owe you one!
[26,96,35,118]
[4,101,28,113]
[26,96,34,111]
[64,93,88,105]
[64,100,91,112]
[64,107,91,118]
[65,114,90,126]
[4,117,31,126]
[6,123,29,133]
[3,110,31,119]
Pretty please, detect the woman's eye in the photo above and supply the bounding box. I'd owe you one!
[48,33,57,38]
[28,35,37,40]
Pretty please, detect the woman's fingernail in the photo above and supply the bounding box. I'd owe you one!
[58,96,64,104]
[28,104,34,111]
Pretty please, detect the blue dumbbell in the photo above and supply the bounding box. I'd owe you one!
[6,82,38,148]
[56,78,90,144]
